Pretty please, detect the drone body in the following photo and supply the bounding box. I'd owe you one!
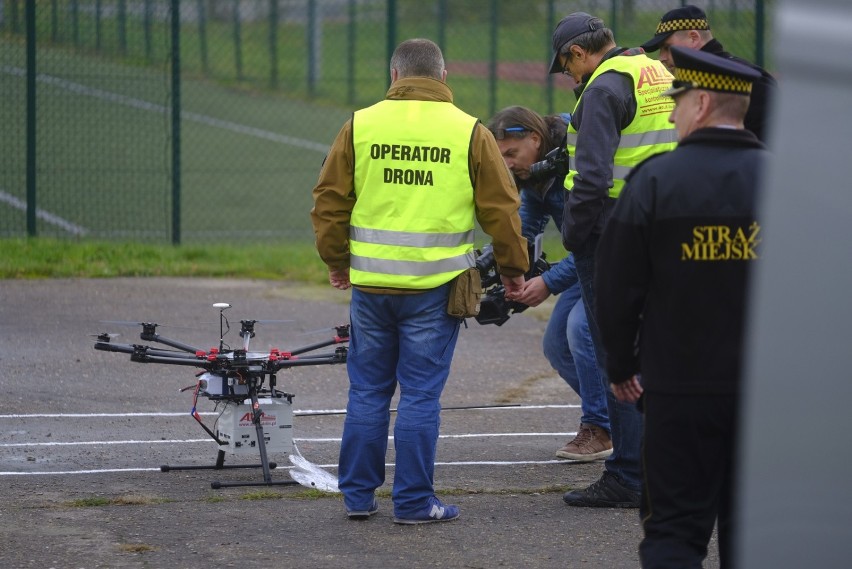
[94,303,348,488]
[214,394,293,456]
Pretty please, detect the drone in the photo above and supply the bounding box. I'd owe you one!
[93,302,349,489]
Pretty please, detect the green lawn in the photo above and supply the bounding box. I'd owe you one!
[1,1,771,244]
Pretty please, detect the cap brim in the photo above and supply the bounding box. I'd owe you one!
[640,32,671,52]
[548,51,563,74]
[662,84,691,97]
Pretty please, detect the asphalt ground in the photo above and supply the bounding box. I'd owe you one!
[0,278,721,568]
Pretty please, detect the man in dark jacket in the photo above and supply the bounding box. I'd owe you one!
[641,4,777,143]
[595,47,769,568]
[548,11,677,509]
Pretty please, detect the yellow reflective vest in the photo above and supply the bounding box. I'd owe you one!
[350,99,478,289]
[566,54,677,198]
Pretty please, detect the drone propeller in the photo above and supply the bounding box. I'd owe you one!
[296,324,349,337]
[248,319,297,325]
[100,320,156,327]
[98,320,208,331]
[90,332,120,341]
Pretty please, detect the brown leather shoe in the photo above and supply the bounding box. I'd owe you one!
[555,423,613,461]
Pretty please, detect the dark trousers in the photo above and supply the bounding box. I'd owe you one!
[639,392,739,569]
[574,234,643,490]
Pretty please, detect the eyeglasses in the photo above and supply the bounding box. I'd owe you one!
[491,126,527,140]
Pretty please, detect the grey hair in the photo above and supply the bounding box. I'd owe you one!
[709,91,751,123]
[562,27,615,56]
[390,38,445,79]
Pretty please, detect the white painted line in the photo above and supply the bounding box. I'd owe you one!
[0,459,570,477]
[0,439,213,447]
[0,404,578,420]
[1,65,330,154]
[0,468,163,476]
[0,412,213,419]
[0,190,89,236]
[0,432,576,448]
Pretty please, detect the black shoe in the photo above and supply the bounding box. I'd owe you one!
[346,498,379,520]
[562,471,640,508]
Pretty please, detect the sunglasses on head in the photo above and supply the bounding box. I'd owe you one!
[491,126,527,140]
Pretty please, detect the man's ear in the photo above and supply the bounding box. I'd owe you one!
[687,30,703,47]
[529,131,542,151]
[696,90,714,121]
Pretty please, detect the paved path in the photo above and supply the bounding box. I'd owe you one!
[0,278,720,568]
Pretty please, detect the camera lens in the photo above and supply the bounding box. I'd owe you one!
[528,160,556,181]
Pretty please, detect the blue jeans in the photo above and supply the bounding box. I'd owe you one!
[338,284,460,517]
[573,235,643,491]
[542,276,610,432]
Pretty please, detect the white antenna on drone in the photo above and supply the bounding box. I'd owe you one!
[214,303,231,351]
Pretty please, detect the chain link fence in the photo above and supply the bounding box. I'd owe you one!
[1,0,774,243]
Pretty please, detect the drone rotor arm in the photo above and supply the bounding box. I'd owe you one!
[94,341,137,355]
[137,353,214,369]
[139,332,203,354]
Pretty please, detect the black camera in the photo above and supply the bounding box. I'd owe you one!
[528,146,570,182]
[474,235,551,326]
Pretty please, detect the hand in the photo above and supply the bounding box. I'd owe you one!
[610,375,643,403]
[328,268,351,290]
[516,275,551,307]
[500,274,525,301]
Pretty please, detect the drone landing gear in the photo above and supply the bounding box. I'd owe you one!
[161,443,298,490]
[162,449,298,488]
[160,449,284,481]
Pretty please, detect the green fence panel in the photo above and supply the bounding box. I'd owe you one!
[1,0,775,244]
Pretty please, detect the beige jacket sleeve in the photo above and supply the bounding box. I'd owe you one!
[310,119,355,271]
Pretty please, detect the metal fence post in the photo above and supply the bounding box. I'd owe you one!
[232,0,243,81]
[347,0,356,105]
[197,0,209,75]
[95,0,102,52]
[72,0,79,45]
[171,0,181,245]
[488,0,498,119]
[144,0,154,62]
[269,0,279,89]
[26,0,36,236]
[51,0,58,42]
[118,0,128,55]
[546,0,555,115]
[437,0,447,56]
[756,0,765,67]
[386,0,396,90]
[308,0,318,97]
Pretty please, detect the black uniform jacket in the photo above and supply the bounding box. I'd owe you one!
[702,39,777,143]
[594,128,769,395]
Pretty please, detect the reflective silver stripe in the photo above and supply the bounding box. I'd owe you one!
[566,157,632,182]
[619,129,675,148]
[351,226,474,248]
[351,251,476,276]
[613,164,633,179]
[565,128,672,151]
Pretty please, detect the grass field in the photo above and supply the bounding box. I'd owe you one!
[0,232,566,280]
[1,1,771,245]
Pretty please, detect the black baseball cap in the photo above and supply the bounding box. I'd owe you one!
[548,12,605,74]
[663,46,761,97]
[641,5,710,52]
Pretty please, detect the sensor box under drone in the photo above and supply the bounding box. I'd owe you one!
[215,397,294,456]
